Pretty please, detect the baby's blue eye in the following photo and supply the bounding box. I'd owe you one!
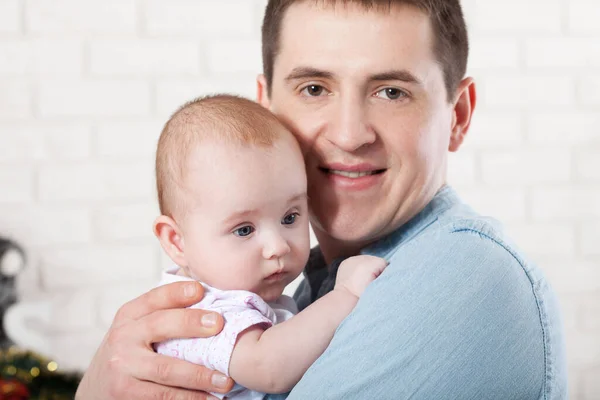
[282,213,299,225]
[234,226,254,237]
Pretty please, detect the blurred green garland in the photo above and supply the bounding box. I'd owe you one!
[0,347,81,400]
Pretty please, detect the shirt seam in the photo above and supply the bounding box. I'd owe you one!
[452,226,549,400]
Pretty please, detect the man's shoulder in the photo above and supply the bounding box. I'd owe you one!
[396,212,533,279]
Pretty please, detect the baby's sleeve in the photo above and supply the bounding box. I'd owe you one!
[155,293,274,376]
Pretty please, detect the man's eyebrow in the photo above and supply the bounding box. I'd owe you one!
[285,67,334,82]
[370,70,422,85]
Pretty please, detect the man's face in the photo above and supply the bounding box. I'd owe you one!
[259,2,464,256]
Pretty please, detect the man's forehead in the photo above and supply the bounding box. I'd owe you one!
[274,1,435,80]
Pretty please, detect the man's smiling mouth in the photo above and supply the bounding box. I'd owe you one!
[319,168,386,178]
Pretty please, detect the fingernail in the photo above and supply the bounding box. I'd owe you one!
[211,372,230,388]
[207,396,219,400]
[201,313,218,327]
[183,283,197,297]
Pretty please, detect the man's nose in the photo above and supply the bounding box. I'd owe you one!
[325,93,376,152]
[262,232,291,260]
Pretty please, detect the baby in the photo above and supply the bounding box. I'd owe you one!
[152,94,387,399]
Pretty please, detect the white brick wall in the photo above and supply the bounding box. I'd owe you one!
[0,1,598,398]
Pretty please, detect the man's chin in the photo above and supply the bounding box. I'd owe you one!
[314,215,382,249]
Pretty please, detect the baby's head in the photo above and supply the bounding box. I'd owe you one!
[154,95,310,302]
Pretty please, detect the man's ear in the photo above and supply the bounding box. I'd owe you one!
[256,74,271,109]
[449,77,477,152]
[153,215,188,267]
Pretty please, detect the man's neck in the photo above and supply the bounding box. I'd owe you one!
[315,182,448,265]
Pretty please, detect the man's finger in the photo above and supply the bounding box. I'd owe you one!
[133,353,235,394]
[133,308,224,345]
[114,281,205,323]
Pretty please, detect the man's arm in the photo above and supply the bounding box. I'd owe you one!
[286,221,566,399]
[76,281,234,400]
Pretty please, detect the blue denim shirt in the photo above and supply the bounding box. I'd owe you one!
[270,185,567,400]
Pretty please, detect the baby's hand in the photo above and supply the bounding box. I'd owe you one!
[334,255,388,298]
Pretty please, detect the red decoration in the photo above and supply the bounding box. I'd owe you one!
[0,378,30,400]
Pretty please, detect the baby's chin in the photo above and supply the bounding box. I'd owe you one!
[257,286,286,303]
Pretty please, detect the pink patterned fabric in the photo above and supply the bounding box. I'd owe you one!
[154,267,296,400]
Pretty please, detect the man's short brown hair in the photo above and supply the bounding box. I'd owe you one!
[155,94,285,218]
[261,0,469,101]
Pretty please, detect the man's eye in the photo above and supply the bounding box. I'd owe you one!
[282,213,299,225]
[301,85,327,97]
[375,87,407,100]
[234,225,255,237]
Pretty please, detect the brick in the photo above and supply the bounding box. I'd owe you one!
[98,283,157,327]
[447,152,477,187]
[0,80,32,119]
[206,40,262,74]
[525,38,600,68]
[504,223,576,257]
[557,295,580,331]
[46,291,96,332]
[0,0,20,33]
[0,167,34,203]
[481,149,571,185]
[532,188,600,220]
[581,222,600,256]
[582,367,600,400]
[482,75,575,109]
[527,112,600,146]
[254,0,269,35]
[48,329,106,371]
[95,120,163,158]
[155,78,257,117]
[94,203,159,241]
[581,294,600,331]
[579,75,600,106]
[44,124,92,159]
[541,260,600,294]
[144,0,255,36]
[39,80,151,117]
[25,0,136,34]
[0,206,91,246]
[567,330,600,367]
[460,188,527,222]
[569,1,600,34]
[0,123,91,161]
[575,151,600,182]
[38,161,155,202]
[463,112,523,149]
[90,40,200,76]
[468,38,519,70]
[467,1,561,34]
[0,124,44,161]
[39,244,159,290]
[0,39,83,75]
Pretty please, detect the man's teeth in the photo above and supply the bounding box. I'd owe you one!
[329,169,376,178]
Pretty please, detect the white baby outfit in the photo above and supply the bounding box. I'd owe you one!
[154,267,297,400]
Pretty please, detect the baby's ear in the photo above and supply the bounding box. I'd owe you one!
[153,215,188,267]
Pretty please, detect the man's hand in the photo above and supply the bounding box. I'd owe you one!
[334,255,388,298]
[75,281,235,400]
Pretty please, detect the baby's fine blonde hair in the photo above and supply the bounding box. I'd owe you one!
[155,94,288,218]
